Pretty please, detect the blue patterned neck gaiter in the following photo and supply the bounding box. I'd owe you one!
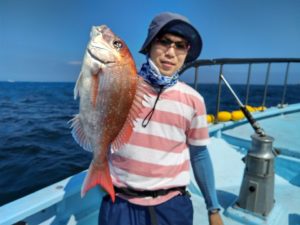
[138,58,179,89]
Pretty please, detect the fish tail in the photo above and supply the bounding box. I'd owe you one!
[81,161,115,202]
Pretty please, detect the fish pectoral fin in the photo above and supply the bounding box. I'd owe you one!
[112,77,150,150]
[74,71,83,100]
[81,161,115,202]
[69,114,93,152]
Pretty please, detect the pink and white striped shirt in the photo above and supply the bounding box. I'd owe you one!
[109,81,210,205]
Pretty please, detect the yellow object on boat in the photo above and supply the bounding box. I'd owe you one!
[255,106,267,111]
[208,105,266,123]
[207,114,215,123]
[217,111,232,122]
[231,110,245,121]
[245,105,255,112]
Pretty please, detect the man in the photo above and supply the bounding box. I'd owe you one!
[99,12,224,225]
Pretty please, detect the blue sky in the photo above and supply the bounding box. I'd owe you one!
[0,0,300,84]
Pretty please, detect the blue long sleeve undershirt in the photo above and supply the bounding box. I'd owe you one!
[189,145,220,211]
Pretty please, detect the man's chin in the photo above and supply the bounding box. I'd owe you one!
[159,68,175,77]
[161,72,173,77]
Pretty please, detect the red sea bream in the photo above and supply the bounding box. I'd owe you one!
[70,25,145,202]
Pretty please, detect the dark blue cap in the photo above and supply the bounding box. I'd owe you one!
[139,12,202,63]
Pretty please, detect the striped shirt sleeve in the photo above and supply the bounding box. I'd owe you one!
[186,89,210,146]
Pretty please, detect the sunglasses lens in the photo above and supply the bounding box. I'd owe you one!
[158,38,171,47]
[175,42,188,50]
[155,38,189,53]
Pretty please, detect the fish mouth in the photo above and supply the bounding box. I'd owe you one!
[87,48,115,65]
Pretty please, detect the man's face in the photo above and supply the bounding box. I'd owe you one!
[149,33,189,77]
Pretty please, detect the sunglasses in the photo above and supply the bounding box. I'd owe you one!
[154,37,190,54]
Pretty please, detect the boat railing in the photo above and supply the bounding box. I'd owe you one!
[179,58,300,123]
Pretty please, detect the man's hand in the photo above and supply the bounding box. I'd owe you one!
[209,212,224,225]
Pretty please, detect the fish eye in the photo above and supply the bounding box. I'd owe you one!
[113,40,123,50]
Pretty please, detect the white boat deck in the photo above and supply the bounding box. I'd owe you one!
[203,104,300,224]
[221,104,300,158]
[199,137,300,225]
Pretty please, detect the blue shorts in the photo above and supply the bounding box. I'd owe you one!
[99,194,193,225]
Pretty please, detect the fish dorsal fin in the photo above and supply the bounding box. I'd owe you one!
[69,114,93,152]
[112,77,150,150]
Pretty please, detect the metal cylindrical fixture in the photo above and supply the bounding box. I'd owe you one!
[236,133,276,217]
[215,65,223,123]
